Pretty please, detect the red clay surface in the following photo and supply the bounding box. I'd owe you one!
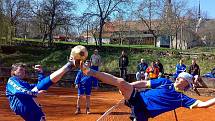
[1,86,215,121]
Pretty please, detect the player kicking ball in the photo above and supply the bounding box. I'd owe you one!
[74,48,215,121]
[6,45,87,121]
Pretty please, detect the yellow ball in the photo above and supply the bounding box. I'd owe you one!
[70,45,88,61]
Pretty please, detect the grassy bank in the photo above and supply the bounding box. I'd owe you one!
[0,45,215,75]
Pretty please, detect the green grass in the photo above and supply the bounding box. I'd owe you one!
[1,39,215,75]
[11,38,170,50]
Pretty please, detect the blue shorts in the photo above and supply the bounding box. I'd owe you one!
[78,86,92,96]
[128,90,149,121]
[18,106,45,121]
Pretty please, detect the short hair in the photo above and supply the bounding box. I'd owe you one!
[11,63,26,76]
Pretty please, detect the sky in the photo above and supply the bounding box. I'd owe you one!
[74,0,215,19]
[189,0,215,19]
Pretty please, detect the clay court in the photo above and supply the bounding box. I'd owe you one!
[1,86,215,121]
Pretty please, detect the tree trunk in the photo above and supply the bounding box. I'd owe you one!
[98,19,104,47]
[170,35,173,49]
[175,32,178,49]
[48,31,53,47]
[93,33,97,45]
[42,33,47,42]
[48,19,54,47]
[10,27,12,44]
[48,1,56,47]
[154,36,157,47]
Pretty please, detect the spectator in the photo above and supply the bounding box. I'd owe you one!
[188,59,201,88]
[119,50,129,80]
[155,59,164,78]
[173,59,186,79]
[145,61,159,80]
[90,49,101,89]
[203,67,215,78]
[136,59,148,81]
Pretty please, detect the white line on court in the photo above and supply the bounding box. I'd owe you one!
[96,99,125,121]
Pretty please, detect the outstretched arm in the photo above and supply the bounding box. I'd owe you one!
[195,98,215,108]
[32,60,78,92]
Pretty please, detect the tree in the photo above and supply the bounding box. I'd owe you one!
[154,0,191,49]
[134,0,161,47]
[3,0,30,41]
[0,1,10,43]
[82,0,131,47]
[31,0,76,46]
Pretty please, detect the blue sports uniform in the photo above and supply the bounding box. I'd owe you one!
[75,70,95,96]
[6,73,52,121]
[173,64,186,79]
[129,78,199,121]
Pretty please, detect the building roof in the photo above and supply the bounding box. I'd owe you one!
[198,19,215,33]
[81,20,160,38]
[103,20,159,32]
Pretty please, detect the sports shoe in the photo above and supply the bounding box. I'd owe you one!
[86,107,90,114]
[75,108,81,115]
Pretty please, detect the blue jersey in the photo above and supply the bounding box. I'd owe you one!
[140,78,198,118]
[176,64,186,73]
[37,72,46,84]
[6,73,46,121]
[74,70,95,87]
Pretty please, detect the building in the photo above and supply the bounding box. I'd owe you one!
[80,20,158,45]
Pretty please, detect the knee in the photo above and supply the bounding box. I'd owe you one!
[118,78,132,90]
[86,95,90,99]
[77,96,82,100]
[118,78,125,85]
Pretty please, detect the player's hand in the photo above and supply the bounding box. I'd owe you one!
[37,90,46,96]
[33,65,43,73]
[75,84,79,88]
[69,57,81,68]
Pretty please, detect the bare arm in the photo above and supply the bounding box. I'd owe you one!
[130,80,149,89]
[194,98,215,108]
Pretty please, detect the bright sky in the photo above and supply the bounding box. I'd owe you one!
[74,0,215,19]
[189,0,215,19]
